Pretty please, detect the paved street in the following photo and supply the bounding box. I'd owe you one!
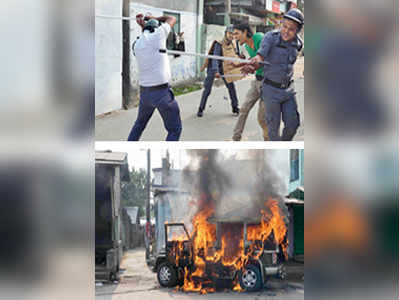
[95,58,304,141]
[95,248,304,300]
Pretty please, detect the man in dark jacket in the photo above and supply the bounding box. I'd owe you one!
[197,25,240,117]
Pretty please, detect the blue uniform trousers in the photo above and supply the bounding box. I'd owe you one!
[261,83,300,141]
[128,86,182,141]
[199,70,239,111]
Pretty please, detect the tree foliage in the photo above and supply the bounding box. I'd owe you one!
[121,167,147,217]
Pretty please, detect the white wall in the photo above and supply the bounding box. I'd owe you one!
[266,0,273,11]
[130,3,201,89]
[203,24,225,56]
[95,0,123,115]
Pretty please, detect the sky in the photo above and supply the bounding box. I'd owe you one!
[95,142,189,170]
[95,142,292,185]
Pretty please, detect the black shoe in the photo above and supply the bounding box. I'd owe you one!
[232,107,240,116]
[197,109,203,117]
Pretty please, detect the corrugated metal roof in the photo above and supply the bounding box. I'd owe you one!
[95,151,130,181]
[95,151,127,164]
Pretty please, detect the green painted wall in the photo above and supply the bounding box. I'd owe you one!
[293,205,304,255]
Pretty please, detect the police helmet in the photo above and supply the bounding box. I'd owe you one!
[143,19,159,32]
[284,9,304,32]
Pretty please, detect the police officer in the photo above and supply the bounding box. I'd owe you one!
[128,14,182,141]
[197,25,240,117]
[243,9,304,141]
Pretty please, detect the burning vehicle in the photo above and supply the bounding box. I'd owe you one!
[147,150,290,293]
[95,151,130,282]
[150,198,287,293]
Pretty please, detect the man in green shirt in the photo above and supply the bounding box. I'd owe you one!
[232,23,268,141]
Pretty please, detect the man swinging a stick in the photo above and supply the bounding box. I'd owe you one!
[128,14,182,141]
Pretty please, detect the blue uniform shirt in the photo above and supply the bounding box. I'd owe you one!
[257,30,303,85]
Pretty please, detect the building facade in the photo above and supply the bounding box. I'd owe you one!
[95,151,130,280]
[130,1,204,98]
[95,0,302,115]
[287,149,304,259]
[95,0,124,115]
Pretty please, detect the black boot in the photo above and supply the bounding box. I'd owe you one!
[232,107,240,116]
[197,109,203,117]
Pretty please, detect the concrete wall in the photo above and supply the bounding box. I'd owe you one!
[130,2,203,94]
[201,24,249,67]
[95,0,123,115]
[199,24,225,79]
[289,149,304,193]
[121,208,132,250]
[266,0,273,11]
[130,224,145,248]
[202,24,225,55]
[300,149,304,186]
[280,1,290,12]
[131,0,198,13]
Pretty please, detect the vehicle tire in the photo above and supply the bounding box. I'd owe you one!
[239,264,263,292]
[278,265,287,280]
[157,262,178,287]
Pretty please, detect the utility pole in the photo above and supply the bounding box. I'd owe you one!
[145,149,151,261]
[122,0,131,109]
[146,149,151,224]
[224,0,231,25]
[195,0,204,78]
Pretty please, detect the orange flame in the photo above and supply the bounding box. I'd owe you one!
[173,197,287,293]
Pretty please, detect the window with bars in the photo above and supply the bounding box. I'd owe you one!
[164,12,181,51]
[164,11,181,33]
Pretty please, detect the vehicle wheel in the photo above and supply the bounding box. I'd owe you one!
[157,262,178,287]
[278,265,287,280]
[239,264,263,292]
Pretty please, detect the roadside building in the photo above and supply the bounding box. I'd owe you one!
[95,150,130,281]
[286,149,304,260]
[96,0,124,115]
[150,157,191,260]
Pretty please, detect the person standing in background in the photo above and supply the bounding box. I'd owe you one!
[232,23,269,141]
[197,25,241,118]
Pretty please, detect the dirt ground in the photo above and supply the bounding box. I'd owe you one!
[95,248,304,300]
